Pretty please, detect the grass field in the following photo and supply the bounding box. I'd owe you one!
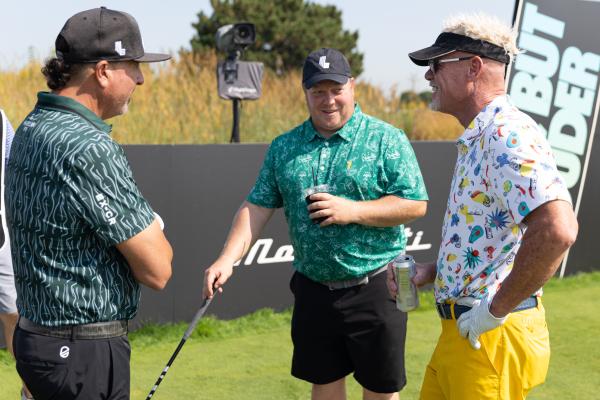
[1,272,599,399]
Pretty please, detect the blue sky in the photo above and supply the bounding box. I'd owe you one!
[0,1,515,92]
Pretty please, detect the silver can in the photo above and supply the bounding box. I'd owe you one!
[392,254,419,312]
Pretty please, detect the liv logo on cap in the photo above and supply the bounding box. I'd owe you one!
[115,41,127,56]
[319,56,330,68]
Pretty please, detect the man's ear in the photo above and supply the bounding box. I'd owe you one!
[467,56,484,80]
[94,61,110,88]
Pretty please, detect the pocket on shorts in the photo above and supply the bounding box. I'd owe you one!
[14,328,71,399]
[16,358,69,400]
[520,311,550,390]
[478,326,503,377]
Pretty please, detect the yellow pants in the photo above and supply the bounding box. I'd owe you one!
[420,300,550,400]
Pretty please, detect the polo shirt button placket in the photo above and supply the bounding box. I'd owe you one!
[319,141,330,174]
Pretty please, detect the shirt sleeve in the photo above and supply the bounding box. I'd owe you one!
[67,140,155,245]
[5,116,14,166]
[487,120,572,225]
[382,129,429,201]
[246,142,283,208]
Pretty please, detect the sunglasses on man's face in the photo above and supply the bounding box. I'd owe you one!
[428,56,477,74]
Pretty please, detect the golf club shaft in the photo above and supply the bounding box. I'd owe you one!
[145,296,214,399]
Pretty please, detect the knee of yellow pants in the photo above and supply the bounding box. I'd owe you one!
[420,302,550,400]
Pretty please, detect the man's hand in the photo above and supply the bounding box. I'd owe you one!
[457,297,507,350]
[203,258,234,299]
[307,193,357,226]
[386,261,435,299]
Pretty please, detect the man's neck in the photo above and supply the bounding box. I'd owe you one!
[54,87,104,120]
[457,88,506,128]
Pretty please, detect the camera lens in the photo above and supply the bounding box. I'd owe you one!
[238,26,250,39]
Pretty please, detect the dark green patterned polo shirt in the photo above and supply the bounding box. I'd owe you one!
[6,92,155,326]
[247,104,428,282]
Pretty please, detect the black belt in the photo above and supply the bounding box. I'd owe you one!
[321,265,387,290]
[18,317,128,339]
[436,297,538,320]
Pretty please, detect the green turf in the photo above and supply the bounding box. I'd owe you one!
[1,272,599,399]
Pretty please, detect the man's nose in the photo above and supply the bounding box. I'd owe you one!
[425,68,433,81]
[323,92,336,104]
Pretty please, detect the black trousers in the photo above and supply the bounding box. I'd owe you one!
[13,325,131,400]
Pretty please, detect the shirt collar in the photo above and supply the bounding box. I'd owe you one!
[36,92,112,134]
[457,94,510,145]
[302,103,363,142]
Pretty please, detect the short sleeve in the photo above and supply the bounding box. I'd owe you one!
[68,141,155,245]
[382,130,429,201]
[487,121,571,225]
[246,143,283,208]
[5,116,15,164]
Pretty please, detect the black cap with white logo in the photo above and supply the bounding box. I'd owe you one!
[302,48,352,89]
[55,7,171,63]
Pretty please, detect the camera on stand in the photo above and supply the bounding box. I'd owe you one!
[216,23,256,55]
[215,23,264,143]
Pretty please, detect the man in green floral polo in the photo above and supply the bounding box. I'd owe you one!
[204,48,428,400]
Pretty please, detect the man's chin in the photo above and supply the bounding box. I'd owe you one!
[314,118,342,131]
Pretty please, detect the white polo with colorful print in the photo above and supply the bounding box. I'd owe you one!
[435,95,572,303]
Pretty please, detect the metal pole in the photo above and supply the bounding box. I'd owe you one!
[230,99,240,143]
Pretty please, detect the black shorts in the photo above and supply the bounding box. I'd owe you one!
[13,325,131,400]
[290,270,408,393]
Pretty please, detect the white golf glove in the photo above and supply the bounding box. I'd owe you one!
[457,296,507,350]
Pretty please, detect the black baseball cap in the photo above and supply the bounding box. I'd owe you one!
[302,48,352,89]
[409,32,510,66]
[55,7,171,63]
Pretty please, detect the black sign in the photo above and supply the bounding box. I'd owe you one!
[119,143,596,326]
[508,0,600,275]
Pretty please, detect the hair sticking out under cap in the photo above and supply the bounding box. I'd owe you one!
[443,13,520,59]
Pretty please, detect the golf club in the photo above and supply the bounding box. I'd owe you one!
[145,294,215,399]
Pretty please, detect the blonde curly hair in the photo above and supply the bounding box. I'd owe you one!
[443,13,520,59]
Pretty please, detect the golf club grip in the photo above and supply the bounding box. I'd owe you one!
[183,296,213,339]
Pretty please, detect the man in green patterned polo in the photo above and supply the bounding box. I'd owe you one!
[6,8,173,400]
[204,48,428,400]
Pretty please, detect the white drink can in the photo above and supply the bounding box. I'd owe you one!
[393,254,419,312]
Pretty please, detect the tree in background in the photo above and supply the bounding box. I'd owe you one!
[190,0,364,76]
[399,90,433,108]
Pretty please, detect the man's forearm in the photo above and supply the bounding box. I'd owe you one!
[489,200,577,317]
[354,195,427,227]
[219,201,275,262]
